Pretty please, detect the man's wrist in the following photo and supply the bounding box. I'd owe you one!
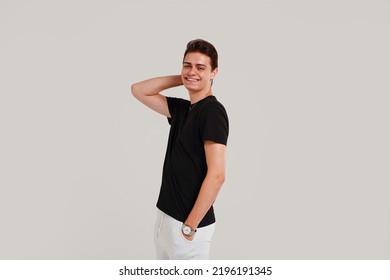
[181,223,197,236]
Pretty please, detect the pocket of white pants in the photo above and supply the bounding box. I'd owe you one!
[177,223,198,243]
[155,210,165,238]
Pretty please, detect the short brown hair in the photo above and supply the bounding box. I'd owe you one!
[183,39,218,70]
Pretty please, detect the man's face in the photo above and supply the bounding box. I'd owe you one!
[181,52,217,93]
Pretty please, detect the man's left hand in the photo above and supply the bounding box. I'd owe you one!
[182,232,195,241]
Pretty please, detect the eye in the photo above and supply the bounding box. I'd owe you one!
[198,66,206,71]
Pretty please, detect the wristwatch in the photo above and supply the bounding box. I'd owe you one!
[181,224,197,236]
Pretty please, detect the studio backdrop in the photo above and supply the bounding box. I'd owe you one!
[1,0,389,259]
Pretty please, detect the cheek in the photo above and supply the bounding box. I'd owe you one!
[205,73,213,81]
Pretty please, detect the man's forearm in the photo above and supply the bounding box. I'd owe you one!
[184,174,225,230]
[185,142,226,232]
[131,75,182,97]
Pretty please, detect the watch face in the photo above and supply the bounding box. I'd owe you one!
[183,226,191,235]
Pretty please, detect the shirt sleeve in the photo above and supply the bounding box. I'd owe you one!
[166,97,188,125]
[199,102,229,145]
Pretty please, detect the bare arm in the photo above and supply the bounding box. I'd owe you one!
[131,75,183,117]
[183,140,226,239]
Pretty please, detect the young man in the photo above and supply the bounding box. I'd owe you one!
[131,39,229,260]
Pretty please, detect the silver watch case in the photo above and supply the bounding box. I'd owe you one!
[181,224,197,236]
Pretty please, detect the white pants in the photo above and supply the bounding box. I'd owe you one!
[154,209,215,260]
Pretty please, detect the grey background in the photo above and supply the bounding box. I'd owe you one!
[1,0,389,259]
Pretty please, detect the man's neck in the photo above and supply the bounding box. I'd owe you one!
[189,88,213,104]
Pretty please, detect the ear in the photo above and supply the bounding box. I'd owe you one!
[211,67,218,80]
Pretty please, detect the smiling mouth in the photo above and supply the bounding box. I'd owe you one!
[185,77,200,82]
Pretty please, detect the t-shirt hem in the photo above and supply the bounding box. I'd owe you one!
[156,205,216,228]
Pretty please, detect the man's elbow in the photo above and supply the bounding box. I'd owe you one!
[130,83,139,98]
[212,172,225,187]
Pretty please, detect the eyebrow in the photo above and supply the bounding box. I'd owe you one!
[183,62,207,67]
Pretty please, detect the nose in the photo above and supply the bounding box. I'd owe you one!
[188,66,196,76]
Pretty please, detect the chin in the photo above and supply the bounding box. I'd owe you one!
[184,84,198,91]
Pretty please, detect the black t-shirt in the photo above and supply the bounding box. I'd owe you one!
[156,95,229,227]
